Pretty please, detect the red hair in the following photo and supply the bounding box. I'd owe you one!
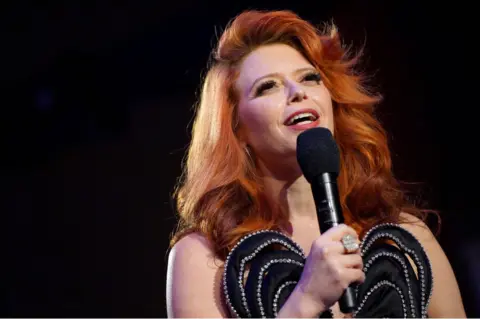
[170,10,434,260]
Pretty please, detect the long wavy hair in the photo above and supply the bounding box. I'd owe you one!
[170,10,435,260]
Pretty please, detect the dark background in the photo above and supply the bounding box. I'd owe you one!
[3,0,479,317]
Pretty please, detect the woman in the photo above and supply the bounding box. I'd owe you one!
[166,10,466,318]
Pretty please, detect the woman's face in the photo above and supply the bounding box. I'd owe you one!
[236,43,334,163]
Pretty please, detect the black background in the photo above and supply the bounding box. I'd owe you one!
[3,1,479,317]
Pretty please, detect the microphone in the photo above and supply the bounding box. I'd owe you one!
[296,127,356,314]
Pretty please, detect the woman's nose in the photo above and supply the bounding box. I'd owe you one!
[287,84,307,104]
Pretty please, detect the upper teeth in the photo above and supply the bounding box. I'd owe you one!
[286,112,317,125]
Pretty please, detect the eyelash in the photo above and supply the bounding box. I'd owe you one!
[302,72,322,83]
[254,71,322,96]
[255,80,277,96]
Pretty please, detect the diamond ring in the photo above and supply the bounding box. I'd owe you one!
[341,234,359,253]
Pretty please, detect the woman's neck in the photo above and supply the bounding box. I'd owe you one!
[257,159,318,223]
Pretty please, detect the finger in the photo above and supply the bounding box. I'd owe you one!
[339,253,363,269]
[324,224,359,242]
[313,237,361,256]
[336,225,361,254]
[318,241,345,256]
[345,268,366,285]
[340,235,361,254]
[322,228,361,255]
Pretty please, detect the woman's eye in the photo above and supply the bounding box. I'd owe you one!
[255,80,278,96]
[302,72,322,84]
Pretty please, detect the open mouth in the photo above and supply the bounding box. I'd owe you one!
[284,110,319,126]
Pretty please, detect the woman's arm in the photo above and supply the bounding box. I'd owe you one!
[166,232,328,318]
[400,213,466,318]
[166,233,228,318]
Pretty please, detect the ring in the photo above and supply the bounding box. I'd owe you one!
[341,234,359,253]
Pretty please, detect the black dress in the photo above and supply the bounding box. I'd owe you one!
[222,223,433,318]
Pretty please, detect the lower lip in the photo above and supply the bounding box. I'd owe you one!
[285,118,320,131]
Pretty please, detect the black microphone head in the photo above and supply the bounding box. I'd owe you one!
[296,127,340,183]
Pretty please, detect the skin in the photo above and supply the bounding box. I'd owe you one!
[166,44,467,318]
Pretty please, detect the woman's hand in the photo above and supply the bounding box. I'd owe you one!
[278,224,365,317]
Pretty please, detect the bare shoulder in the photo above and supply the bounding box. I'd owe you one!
[398,212,436,242]
[166,232,228,318]
[398,212,466,318]
[169,232,222,267]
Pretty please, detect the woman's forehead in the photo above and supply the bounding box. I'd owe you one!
[236,44,314,90]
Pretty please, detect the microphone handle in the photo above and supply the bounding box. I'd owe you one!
[311,173,356,314]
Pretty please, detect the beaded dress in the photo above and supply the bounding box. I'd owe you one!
[223,223,433,318]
